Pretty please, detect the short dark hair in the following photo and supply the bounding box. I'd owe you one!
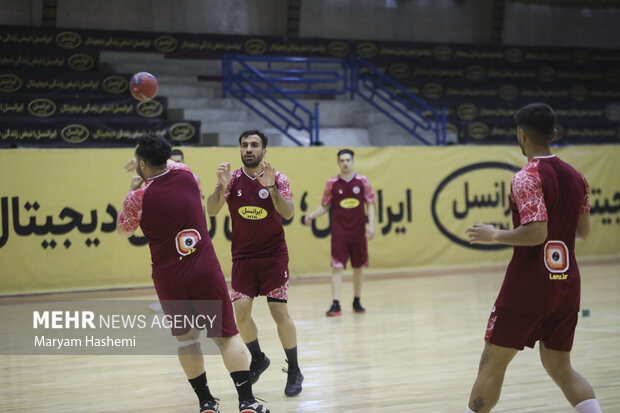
[514,103,556,143]
[170,148,184,158]
[239,129,268,148]
[337,149,354,159]
[136,134,172,168]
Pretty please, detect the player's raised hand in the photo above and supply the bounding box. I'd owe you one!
[124,157,137,172]
[466,223,496,244]
[217,162,232,188]
[130,175,144,191]
[255,161,275,187]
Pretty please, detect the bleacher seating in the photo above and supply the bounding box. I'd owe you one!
[2,25,618,147]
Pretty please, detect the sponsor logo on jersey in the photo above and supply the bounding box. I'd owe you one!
[544,240,569,273]
[238,206,268,220]
[339,198,360,209]
[175,229,201,256]
[258,189,269,199]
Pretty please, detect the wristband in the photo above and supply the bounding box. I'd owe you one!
[266,184,276,189]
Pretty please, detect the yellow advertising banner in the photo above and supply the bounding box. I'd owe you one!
[0,145,618,294]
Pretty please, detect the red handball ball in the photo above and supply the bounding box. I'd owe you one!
[129,72,158,101]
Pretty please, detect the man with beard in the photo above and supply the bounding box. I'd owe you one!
[207,130,303,397]
[117,134,269,413]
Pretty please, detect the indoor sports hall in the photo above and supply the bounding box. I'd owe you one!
[1,1,619,412]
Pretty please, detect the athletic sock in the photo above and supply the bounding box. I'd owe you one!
[245,338,263,361]
[353,297,361,305]
[466,407,476,413]
[575,399,602,413]
[284,346,299,370]
[230,370,254,402]
[188,372,215,405]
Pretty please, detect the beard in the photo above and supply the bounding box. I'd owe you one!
[136,162,146,180]
[242,152,262,168]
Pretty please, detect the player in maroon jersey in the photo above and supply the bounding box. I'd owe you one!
[147,148,203,315]
[464,104,601,413]
[303,149,376,316]
[117,134,268,413]
[206,130,303,397]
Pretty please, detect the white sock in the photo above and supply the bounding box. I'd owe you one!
[466,407,476,413]
[575,399,602,413]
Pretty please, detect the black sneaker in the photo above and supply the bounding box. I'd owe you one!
[353,301,366,314]
[249,353,270,384]
[239,399,269,413]
[200,399,220,413]
[326,302,342,317]
[283,360,304,397]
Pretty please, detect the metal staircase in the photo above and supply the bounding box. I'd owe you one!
[222,54,446,146]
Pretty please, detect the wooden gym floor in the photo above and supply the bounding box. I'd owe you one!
[1,259,618,412]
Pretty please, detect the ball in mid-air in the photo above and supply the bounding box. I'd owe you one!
[129,72,158,101]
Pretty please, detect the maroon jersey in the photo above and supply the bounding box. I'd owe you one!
[220,168,291,260]
[495,155,590,314]
[118,162,222,281]
[322,174,375,243]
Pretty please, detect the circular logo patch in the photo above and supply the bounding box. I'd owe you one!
[175,229,201,256]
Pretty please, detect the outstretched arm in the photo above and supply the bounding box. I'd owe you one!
[303,204,330,225]
[466,221,547,246]
[117,175,144,238]
[206,162,231,216]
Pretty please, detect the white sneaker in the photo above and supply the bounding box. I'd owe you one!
[148,301,164,313]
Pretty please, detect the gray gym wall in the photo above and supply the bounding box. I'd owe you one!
[1,0,619,48]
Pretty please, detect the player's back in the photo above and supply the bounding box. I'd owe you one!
[538,156,587,251]
[141,168,217,273]
[498,156,588,313]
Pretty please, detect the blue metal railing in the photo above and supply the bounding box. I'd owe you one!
[222,54,446,146]
[223,55,321,145]
[351,56,447,145]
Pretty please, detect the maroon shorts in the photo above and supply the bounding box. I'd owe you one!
[331,239,368,269]
[153,268,238,338]
[484,305,578,351]
[231,255,289,301]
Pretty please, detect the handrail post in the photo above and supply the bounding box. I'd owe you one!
[314,102,320,146]
[441,107,447,145]
[349,54,356,101]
